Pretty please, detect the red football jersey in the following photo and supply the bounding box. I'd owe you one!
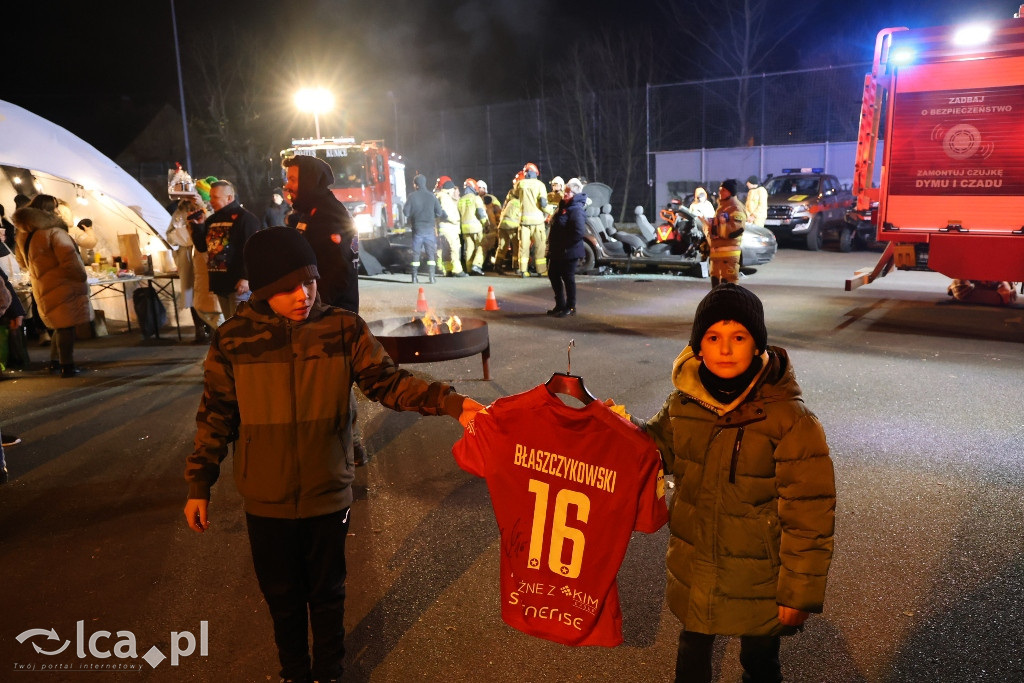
[452,385,668,647]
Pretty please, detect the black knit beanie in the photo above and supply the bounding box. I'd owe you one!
[720,178,739,197]
[244,227,319,301]
[689,283,768,353]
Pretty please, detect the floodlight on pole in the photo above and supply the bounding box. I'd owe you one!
[295,88,335,139]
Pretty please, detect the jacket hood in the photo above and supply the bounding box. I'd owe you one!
[12,207,66,233]
[671,345,797,415]
[413,173,427,190]
[289,155,336,212]
[567,192,587,208]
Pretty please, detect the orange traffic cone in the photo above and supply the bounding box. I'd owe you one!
[416,287,429,312]
[484,285,500,311]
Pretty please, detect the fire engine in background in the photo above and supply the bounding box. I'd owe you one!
[281,137,406,240]
[846,8,1024,291]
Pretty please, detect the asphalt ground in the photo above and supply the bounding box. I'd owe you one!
[1,249,1022,682]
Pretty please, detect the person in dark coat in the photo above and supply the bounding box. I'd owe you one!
[281,155,358,314]
[403,173,445,284]
[192,180,262,319]
[546,177,587,317]
[263,187,290,228]
[1,204,16,252]
[281,154,370,464]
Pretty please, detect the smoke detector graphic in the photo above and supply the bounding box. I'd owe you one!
[931,123,995,160]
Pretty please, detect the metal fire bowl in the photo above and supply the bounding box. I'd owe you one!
[367,317,491,380]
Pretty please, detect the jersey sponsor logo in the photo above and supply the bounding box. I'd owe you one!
[513,443,617,493]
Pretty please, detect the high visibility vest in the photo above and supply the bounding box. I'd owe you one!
[656,223,675,242]
[516,178,547,224]
[457,193,485,234]
[436,191,459,229]
[499,196,522,230]
[545,191,562,217]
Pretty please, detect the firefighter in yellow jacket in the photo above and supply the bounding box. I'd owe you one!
[435,179,466,277]
[702,178,746,287]
[745,175,768,227]
[476,180,501,270]
[514,162,548,277]
[495,172,523,274]
[545,176,565,224]
[458,179,488,276]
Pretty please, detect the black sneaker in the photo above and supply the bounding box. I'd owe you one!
[547,307,564,316]
[555,308,576,318]
[2,434,21,447]
[0,468,8,485]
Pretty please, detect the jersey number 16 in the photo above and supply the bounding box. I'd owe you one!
[527,479,590,578]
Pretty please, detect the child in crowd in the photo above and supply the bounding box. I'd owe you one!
[637,283,835,683]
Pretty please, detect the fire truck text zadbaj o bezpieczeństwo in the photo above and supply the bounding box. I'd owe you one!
[847,6,1024,291]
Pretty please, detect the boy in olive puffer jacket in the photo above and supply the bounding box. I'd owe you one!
[184,226,482,683]
[639,284,835,683]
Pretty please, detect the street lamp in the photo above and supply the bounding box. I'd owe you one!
[294,87,334,139]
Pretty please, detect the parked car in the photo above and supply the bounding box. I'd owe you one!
[763,169,854,250]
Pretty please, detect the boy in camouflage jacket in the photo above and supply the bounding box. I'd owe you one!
[184,226,481,683]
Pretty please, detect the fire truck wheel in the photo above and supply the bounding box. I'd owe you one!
[805,217,823,251]
[838,226,854,253]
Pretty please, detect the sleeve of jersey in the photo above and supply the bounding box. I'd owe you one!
[451,407,493,478]
[632,438,669,534]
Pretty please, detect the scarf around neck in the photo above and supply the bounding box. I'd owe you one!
[698,356,764,404]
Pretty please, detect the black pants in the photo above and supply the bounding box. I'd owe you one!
[675,630,782,683]
[48,326,75,365]
[246,508,350,682]
[547,258,578,310]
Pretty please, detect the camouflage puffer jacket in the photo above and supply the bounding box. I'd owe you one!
[186,299,467,518]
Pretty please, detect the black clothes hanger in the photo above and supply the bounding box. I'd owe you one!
[545,339,597,404]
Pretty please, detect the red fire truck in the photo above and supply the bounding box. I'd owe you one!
[846,8,1024,290]
[281,137,406,240]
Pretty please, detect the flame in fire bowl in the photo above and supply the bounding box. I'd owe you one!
[367,317,491,380]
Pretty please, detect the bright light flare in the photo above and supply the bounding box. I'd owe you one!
[890,47,915,65]
[294,88,335,114]
[952,24,992,46]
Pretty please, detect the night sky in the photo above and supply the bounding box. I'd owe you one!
[4,0,1016,158]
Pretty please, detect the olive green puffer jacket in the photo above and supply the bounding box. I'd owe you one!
[643,345,835,637]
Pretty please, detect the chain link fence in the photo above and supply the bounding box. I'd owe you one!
[390,63,870,215]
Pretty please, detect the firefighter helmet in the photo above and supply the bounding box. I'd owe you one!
[476,180,488,193]
[550,176,565,188]
[434,175,452,191]
[464,178,478,193]
[514,170,525,184]
[522,162,539,176]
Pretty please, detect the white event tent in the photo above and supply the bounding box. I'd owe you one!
[0,99,177,324]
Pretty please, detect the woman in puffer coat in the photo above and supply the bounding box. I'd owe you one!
[638,284,835,683]
[13,195,92,377]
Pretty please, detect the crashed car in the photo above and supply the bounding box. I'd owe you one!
[839,202,883,252]
[579,182,777,275]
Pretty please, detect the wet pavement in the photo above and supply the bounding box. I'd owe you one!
[1,250,1022,682]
